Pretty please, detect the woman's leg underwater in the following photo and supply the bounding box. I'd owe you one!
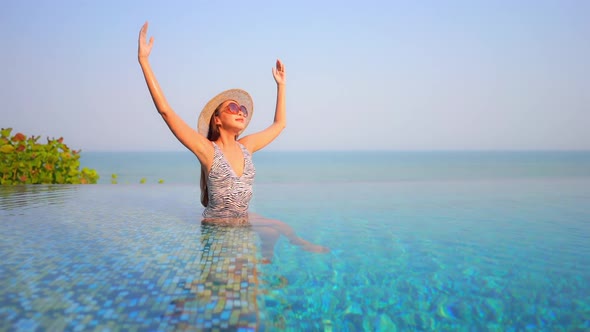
[248,213,329,255]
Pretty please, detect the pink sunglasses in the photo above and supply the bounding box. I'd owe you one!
[221,102,248,118]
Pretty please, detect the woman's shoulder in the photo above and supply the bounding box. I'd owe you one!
[237,138,255,154]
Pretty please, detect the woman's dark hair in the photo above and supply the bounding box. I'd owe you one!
[200,104,222,207]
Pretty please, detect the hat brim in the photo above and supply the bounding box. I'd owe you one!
[197,89,253,137]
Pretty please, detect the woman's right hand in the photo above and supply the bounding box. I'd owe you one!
[138,21,154,61]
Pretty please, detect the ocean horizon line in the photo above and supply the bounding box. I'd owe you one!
[82,149,590,153]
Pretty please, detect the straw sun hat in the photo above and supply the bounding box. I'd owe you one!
[197,89,253,137]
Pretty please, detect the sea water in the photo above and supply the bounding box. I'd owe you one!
[80,150,590,185]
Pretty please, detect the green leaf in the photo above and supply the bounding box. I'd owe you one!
[0,128,12,138]
[0,145,15,153]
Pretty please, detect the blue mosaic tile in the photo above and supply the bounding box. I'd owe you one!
[2,183,590,330]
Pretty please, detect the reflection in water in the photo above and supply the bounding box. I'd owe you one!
[165,215,328,330]
[0,185,329,329]
[0,185,76,212]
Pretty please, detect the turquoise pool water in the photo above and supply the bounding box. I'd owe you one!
[1,177,589,330]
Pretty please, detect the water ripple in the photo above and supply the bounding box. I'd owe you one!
[0,185,78,213]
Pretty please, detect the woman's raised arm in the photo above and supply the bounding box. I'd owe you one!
[138,22,212,164]
[239,59,287,153]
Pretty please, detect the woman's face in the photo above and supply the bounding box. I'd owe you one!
[215,100,247,133]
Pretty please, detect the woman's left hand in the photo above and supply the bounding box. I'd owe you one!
[272,59,286,86]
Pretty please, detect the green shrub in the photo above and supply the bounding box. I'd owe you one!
[0,128,99,185]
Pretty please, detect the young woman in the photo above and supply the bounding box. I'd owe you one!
[137,22,327,258]
[139,21,327,330]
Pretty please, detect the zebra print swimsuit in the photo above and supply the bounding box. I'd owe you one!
[202,142,255,219]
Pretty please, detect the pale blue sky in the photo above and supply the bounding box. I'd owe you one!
[1,1,588,151]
